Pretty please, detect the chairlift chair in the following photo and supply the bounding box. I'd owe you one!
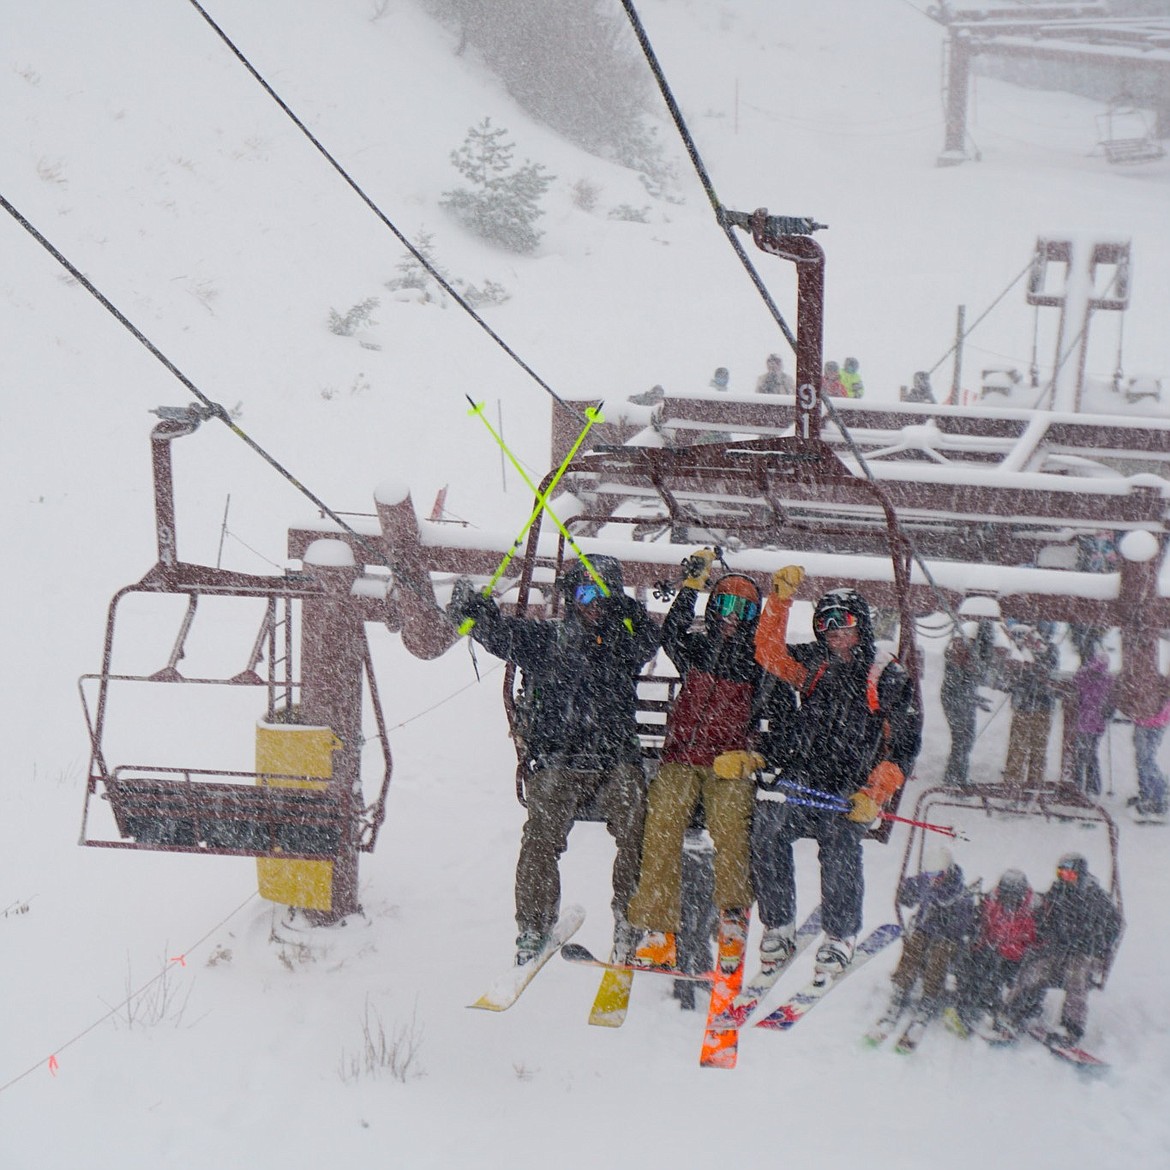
[500,212,923,843]
[79,407,394,920]
[1096,101,1166,166]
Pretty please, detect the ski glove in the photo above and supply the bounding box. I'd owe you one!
[683,548,718,590]
[847,762,905,823]
[713,750,766,780]
[771,565,805,599]
[448,577,490,624]
[846,791,881,824]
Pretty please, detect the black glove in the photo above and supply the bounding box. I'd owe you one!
[448,577,490,624]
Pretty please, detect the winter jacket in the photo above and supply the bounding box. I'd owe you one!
[1007,640,1057,715]
[753,596,922,798]
[941,623,994,707]
[460,588,659,772]
[1073,657,1115,736]
[977,891,1038,962]
[897,867,976,943]
[1034,875,1121,962]
[1132,697,1170,730]
[659,586,763,766]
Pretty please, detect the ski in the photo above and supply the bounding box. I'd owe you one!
[710,906,823,1031]
[561,942,713,982]
[699,909,751,1069]
[894,1014,929,1054]
[755,923,902,1032]
[863,1001,910,1048]
[588,967,634,1028]
[468,905,586,1012]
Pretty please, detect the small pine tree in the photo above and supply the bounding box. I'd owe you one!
[440,118,554,253]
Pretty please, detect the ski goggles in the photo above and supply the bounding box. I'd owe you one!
[710,593,759,621]
[574,582,606,605]
[814,606,859,634]
[1056,866,1080,883]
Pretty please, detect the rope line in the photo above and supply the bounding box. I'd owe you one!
[184,0,594,433]
[0,892,257,1096]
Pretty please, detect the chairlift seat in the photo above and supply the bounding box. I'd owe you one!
[104,768,345,858]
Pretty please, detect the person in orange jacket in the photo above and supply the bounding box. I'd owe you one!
[751,569,922,975]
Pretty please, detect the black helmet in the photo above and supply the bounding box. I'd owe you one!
[1056,853,1088,885]
[558,555,625,600]
[995,868,1031,910]
[812,587,873,647]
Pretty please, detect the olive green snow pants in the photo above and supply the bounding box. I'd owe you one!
[515,762,646,936]
[626,762,754,933]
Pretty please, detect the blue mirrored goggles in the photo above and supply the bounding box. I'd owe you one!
[574,582,606,605]
[710,592,759,621]
[814,606,859,634]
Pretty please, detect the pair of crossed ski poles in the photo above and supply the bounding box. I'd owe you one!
[462,402,961,841]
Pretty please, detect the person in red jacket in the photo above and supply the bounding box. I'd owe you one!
[627,550,766,974]
[951,869,1037,1033]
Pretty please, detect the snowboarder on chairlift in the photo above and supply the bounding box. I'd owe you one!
[626,551,771,977]
[751,574,923,976]
[951,868,1037,1034]
[993,854,1121,1046]
[448,556,660,966]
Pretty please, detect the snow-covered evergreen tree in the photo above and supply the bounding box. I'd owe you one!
[440,118,554,254]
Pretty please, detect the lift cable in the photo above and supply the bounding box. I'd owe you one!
[620,0,967,627]
[184,0,597,435]
[617,0,800,352]
[926,257,1034,379]
[0,190,401,580]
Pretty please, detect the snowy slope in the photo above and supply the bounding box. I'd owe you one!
[3,2,1170,1167]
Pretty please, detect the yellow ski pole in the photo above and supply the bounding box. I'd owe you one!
[458,399,605,635]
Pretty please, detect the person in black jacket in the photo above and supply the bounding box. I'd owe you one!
[878,844,976,1028]
[753,577,923,975]
[995,853,1122,1044]
[449,556,660,965]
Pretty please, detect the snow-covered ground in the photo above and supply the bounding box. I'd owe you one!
[3,2,1169,1167]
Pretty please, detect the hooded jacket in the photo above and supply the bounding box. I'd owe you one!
[659,580,763,765]
[978,889,1038,962]
[753,594,922,797]
[1034,868,1122,962]
[456,559,660,771]
[897,866,976,942]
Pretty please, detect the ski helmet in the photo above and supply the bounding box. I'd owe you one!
[558,555,625,604]
[995,868,1031,910]
[812,587,873,646]
[1056,853,1088,885]
[706,574,761,630]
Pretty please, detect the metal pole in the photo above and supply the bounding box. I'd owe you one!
[950,304,965,405]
